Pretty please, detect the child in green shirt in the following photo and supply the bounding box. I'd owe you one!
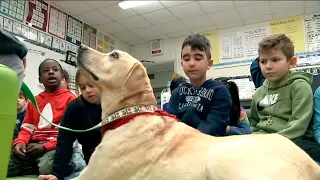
[250,34,320,162]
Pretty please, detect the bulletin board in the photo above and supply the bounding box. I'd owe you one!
[48,5,67,40]
[0,0,26,23]
[96,30,115,53]
[66,14,82,46]
[190,12,320,68]
[270,16,306,53]
[26,0,48,32]
[83,23,97,49]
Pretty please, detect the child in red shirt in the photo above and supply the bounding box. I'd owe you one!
[7,59,76,177]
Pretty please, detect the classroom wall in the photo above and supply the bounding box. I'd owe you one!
[130,11,320,79]
[150,70,173,88]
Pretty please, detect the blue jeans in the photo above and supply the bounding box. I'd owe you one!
[69,148,86,174]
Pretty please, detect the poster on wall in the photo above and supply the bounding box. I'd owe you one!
[82,23,97,49]
[66,14,82,46]
[3,17,12,31]
[0,15,3,28]
[269,16,306,53]
[304,13,320,52]
[220,32,244,59]
[26,0,48,32]
[96,31,114,53]
[48,5,67,40]
[0,0,26,23]
[244,28,269,57]
[12,20,21,35]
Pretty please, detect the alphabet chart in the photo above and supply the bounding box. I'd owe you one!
[26,0,48,32]
[66,14,82,46]
[0,0,26,23]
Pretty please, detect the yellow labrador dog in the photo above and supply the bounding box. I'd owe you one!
[74,45,320,180]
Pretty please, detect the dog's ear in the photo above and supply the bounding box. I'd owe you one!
[120,63,156,105]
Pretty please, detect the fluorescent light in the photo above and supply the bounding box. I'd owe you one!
[118,1,153,10]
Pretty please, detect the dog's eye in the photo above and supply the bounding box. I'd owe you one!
[110,51,119,59]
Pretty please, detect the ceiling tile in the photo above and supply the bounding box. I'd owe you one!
[305,6,320,14]
[269,1,304,13]
[217,21,244,30]
[233,1,265,7]
[208,9,242,24]
[146,34,170,41]
[190,26,217,34]
[197,1,235,13]
[155,20,188,34]
[167,30,192,38]
[97,21,128,34]
[305,1,320,7]
[160,1,192,8]
[131,1,164,14]
[85,1,119,9]
[132,26,163,38]
[98,4,136,20]
[237,2,271,19]
[77,10,111,26]
[272,8,304,19]
[127,39,148,46]
[244,15,272,24]
[56,1,94,15]
[182,14,213,29]
[168,2,204,19]
[141,9,177,25]
[117,15,150,30]
[112,30,141,43]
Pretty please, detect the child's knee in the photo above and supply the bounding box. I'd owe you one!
[38,150,55,175]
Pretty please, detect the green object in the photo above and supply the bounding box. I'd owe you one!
[0,64,19,179]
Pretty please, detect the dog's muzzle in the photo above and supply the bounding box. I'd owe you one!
[77,45,99,81]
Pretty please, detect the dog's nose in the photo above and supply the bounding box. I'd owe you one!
[78,44,88,51]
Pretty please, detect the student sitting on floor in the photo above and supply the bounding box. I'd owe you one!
[38,69,102,180]
[7,59,77,177]
[166,34,232,136]
[13,90,28,140]
[215,77,251,135]
[61,69,70,90]
[249,34,320,163]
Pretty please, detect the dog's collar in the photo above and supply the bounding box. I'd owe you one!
[101,105,178,135]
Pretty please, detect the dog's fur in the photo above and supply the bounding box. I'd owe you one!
[75,45,320,180]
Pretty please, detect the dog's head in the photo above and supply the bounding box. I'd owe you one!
[77,45,156,116]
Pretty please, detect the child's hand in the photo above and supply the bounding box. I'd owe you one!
[226,126,231,133]
[26,143,45,157]
[38,174,58,180]
[12,143,26,157]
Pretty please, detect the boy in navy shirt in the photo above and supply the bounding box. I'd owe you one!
[166,34,232,136]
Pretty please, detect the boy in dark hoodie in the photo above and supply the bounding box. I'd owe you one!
[166,34,232,136]
[7,59,76,177]
[250,34,320,162]
[250,57,265,88]
[0,29,28,91]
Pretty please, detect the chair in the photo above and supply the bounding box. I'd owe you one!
[0,64,19,179]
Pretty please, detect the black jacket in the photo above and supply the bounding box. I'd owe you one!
[0,29,28,58]
[52,95,102,179]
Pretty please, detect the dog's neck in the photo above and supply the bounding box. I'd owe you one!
[100,88,157,121]
[100,105,178,134]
